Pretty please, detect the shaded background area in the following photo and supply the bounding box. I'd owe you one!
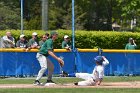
[0,0,140,31]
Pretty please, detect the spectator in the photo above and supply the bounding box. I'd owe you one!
[62,35,71,50]
[28,32,40,49]
[0,36,2,48]
[16,34,28,49]
[1,31,15,48]
[125,38,137,50]
[45,33,49,39]
[125,37,137,75]
[39,34,48,46]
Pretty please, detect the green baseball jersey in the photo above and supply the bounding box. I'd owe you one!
[125,43,137,50]
[62,41,71,49]
[39,38,53,56]
[28,38,39,46]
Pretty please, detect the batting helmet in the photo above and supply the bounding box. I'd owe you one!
[94,56,103,64]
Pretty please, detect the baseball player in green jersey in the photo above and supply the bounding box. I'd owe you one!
[34,31,64,86]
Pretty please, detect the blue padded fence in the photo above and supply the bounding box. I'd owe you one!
[0,49,140,76]
[0,52,75,76]
[76,52,140,76]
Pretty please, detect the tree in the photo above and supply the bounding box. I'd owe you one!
[24,0,42,30]
[0,0,140,31]
[113,0,140,31]
[48,0,86,30]
[0,2,20,30]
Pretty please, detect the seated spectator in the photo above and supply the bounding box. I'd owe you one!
[16,34,28,49]
[1,31,15,48]
[28,32,40,49]
[39,34,49,46]
[62,35,71,50]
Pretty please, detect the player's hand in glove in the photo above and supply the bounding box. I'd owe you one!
[57,58,64,67]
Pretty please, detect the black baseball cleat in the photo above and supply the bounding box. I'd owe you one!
[33,80,40,85]
[46,80,56,84]
[74,82,78,85]
[62,71,68,77]
[44,80,56,86]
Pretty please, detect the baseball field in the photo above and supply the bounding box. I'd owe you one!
[0,76,140,93]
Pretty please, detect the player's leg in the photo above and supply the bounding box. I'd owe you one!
[46,58,54,83]
[75,79,96,86]
[68,73,92,80]
[75,73,93,80]
[34,53,47,85]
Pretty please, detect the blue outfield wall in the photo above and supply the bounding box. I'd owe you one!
[0,52,75,76]
[77,52,140,76]
[0,49,140,76]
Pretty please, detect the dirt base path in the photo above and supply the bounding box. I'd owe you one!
[0,82,140,88]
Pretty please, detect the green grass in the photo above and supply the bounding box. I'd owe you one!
[0,76,140,93]
[0,88,140,93]
[0,77,81,84]
[104,76,140,82]
[0,76,140,84]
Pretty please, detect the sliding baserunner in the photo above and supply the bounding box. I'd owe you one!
[65,56,109,86]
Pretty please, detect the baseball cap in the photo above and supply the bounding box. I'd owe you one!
[129,38,133,41]
[20,34,25,38]
[94,56,103,63]
[32,32,38,36]
[50,31,58,36]
[64,35,69,39]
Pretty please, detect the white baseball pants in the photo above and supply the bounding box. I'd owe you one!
[75,73,96,86]
[36,53,54,81]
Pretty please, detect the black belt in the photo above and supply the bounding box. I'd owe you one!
[39,53,47,56]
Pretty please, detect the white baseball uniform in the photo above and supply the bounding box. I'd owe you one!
[76,57,109,86]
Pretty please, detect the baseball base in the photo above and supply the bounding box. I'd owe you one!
[44,83,57,86]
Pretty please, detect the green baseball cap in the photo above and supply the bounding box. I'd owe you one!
[50,31,58,36]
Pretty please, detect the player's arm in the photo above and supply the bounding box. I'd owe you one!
[102,56,109,66]
[47,40,64,66]
[48,50,64,67]
[133,40,137,49]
